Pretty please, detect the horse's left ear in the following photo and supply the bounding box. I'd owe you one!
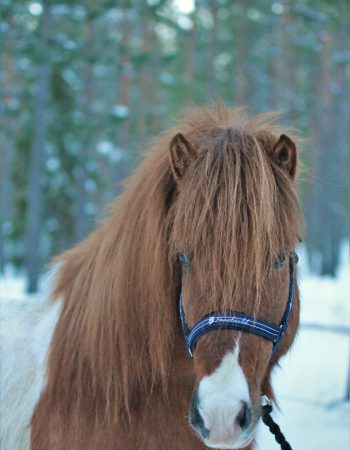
[169,133,197,180]
[273,134,298,179]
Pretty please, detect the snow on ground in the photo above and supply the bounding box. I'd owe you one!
[0,267,30,301]
[256,330,349,449]
[1,245,349,450]
[257,244,350,450]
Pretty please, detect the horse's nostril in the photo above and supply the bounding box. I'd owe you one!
[190,391,210,439]
[237,401,252,430]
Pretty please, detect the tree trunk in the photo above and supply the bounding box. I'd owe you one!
[113,4,132,197]
[73,3,95,243]
[24,4,51,293]
[306,30,343,277]
[207,0,219,93]
[318,29,345,276]
[233,0,248,106]
[346,347,350,401]
[272,0,294,118]
[0,46,15,271]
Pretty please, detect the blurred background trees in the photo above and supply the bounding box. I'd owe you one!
[1,0,349,292]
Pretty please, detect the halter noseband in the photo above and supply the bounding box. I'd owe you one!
[179,255,296,358]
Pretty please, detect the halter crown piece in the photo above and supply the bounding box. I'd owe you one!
[179,255,295,358]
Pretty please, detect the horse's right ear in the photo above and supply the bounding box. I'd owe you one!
[169,133,196,180]
[272,134,298,180]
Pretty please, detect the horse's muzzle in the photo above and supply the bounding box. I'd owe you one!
[189,389,253,449]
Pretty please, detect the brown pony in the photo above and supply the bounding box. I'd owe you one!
[30,105,302,449]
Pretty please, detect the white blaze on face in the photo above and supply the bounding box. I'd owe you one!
[196,342,251,449]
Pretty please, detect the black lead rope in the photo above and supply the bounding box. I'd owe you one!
[261,396,293,450]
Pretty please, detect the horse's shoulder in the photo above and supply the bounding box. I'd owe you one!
[0,296,61,450]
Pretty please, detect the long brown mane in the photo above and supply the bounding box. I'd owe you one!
[39,105,302,435]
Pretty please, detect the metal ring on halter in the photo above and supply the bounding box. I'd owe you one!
[261,395,293,450]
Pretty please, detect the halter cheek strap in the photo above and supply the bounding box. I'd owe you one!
[179,256,295,358]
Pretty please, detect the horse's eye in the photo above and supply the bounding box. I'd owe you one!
[272,253,286,271]
[294,252,299,264]
[179,253,190,267]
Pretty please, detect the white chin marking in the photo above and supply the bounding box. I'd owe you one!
[197,340,251,449]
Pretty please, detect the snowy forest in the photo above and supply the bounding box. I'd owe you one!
[1,0,349,293]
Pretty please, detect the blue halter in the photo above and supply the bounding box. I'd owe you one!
[179,256,295,358]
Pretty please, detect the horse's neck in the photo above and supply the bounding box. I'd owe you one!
[33,298,197,449]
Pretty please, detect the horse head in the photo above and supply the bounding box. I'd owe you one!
[169,124,302,449]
